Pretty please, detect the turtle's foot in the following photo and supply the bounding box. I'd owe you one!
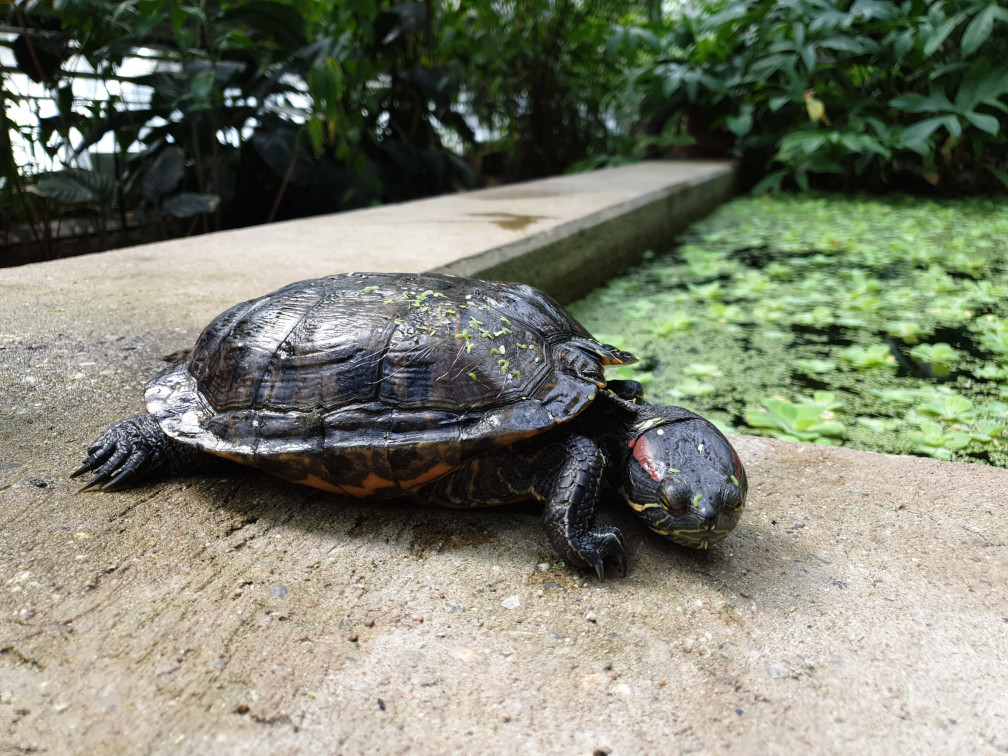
[605,379,646,404]
[72,413,168,491]
[567,524,627,581]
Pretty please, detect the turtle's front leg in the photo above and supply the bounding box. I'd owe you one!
[540,434,627,580]
[72,413,210,491]
[422,434,627,579]
[605,379,646,404]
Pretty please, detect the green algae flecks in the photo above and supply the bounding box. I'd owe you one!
[568,194,1008,466]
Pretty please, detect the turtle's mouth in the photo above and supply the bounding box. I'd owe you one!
[622,493,742,550]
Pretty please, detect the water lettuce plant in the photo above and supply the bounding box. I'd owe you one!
[838,344,897,370]
[911,420,972,461]
[908,342,960,378]
[744,392,846,445]
[570,194,1008,466]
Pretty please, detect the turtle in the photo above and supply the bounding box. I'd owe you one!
[72,272,747,578]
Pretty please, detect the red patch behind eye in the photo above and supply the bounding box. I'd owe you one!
[632,434,662,482]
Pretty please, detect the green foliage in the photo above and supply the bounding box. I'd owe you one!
[911,419,972,459]
[908,342,960,377]
[744,391,846,444]
[975,315,1008,354]
[917,391,973,421]
[887,321,931,344]
[569,193,1008,466]
[1,1,459,250]
[619,0,1008,193]
[838,344,897,370]
[649,311,695,334]
[32,167,116,204]
[4,0,644,255]
[436,0,640,179]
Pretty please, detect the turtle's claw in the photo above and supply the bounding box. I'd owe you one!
[578,526,627,582]
[75,441,131,491]
[70,461,93,480]
[593,551,628,582]
[71,414,166,492]
[100,450,149,491]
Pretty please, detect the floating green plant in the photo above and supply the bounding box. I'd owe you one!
[917,265,959,295]
[838,344,896,370]
[911,420,972,460]
[945,252,987,278]
[668,378,717,399]
[908,342,960,377]
[975,364,1008,381]
[794,358,837,375]
[682,363,723,379]
[568,194,1008,466]
[917,391,973,422]
[707,302,745,323]
[887,321,931,345]
[793,306,837,328]
[870,387,922,405]
[621,300,654,320]
[970,417,1008,444]
[857,417,902,432]
[976,315,1008,355]
[744,392,845,445]
[649,312,695,335]
[681,247,739,279]
[964,280,1008,307]
[687,281,723,300]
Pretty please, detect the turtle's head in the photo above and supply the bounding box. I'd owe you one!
[619,408,747,549]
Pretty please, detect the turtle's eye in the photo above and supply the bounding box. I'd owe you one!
[658,477,691,517]
[726,470,748,511]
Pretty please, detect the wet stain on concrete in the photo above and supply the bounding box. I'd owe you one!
[468,212,547,232]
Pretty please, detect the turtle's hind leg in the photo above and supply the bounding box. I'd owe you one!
[72,413,210,491]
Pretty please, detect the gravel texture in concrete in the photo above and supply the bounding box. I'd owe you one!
[1,162,1005,754]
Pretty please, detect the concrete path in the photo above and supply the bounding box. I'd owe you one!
[1,161,1005,754]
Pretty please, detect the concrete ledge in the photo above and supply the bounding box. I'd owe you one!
[0,161,735,340]
[1,161,1006,754]
[435,161,736,302]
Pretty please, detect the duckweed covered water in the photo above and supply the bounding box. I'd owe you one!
[568,194,1008,466]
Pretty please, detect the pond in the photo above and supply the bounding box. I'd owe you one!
[568,194,1008,466]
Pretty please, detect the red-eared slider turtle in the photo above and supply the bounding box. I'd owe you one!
[73,272,747,578]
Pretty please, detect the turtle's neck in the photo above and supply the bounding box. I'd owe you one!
[574,391,707,488]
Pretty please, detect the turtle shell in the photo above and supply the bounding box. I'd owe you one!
[145,272,634,498]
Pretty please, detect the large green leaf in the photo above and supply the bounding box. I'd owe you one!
[163,192,220,218]
[961,3,998,56]
[962,111,1000,134]
[219,1,307,51]
[899,116,959,150]
[890,87,954,113]
[32,168,116,204]
[923,17,959,58]
[142,147,185,202]
[189,69,216,106]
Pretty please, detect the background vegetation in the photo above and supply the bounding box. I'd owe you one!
[3,0,1008,263]
[570,194,1008,465]
[0,0,639,260]
[616,0,1008,193]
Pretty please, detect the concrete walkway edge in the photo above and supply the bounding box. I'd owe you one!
[436,163,736,302]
